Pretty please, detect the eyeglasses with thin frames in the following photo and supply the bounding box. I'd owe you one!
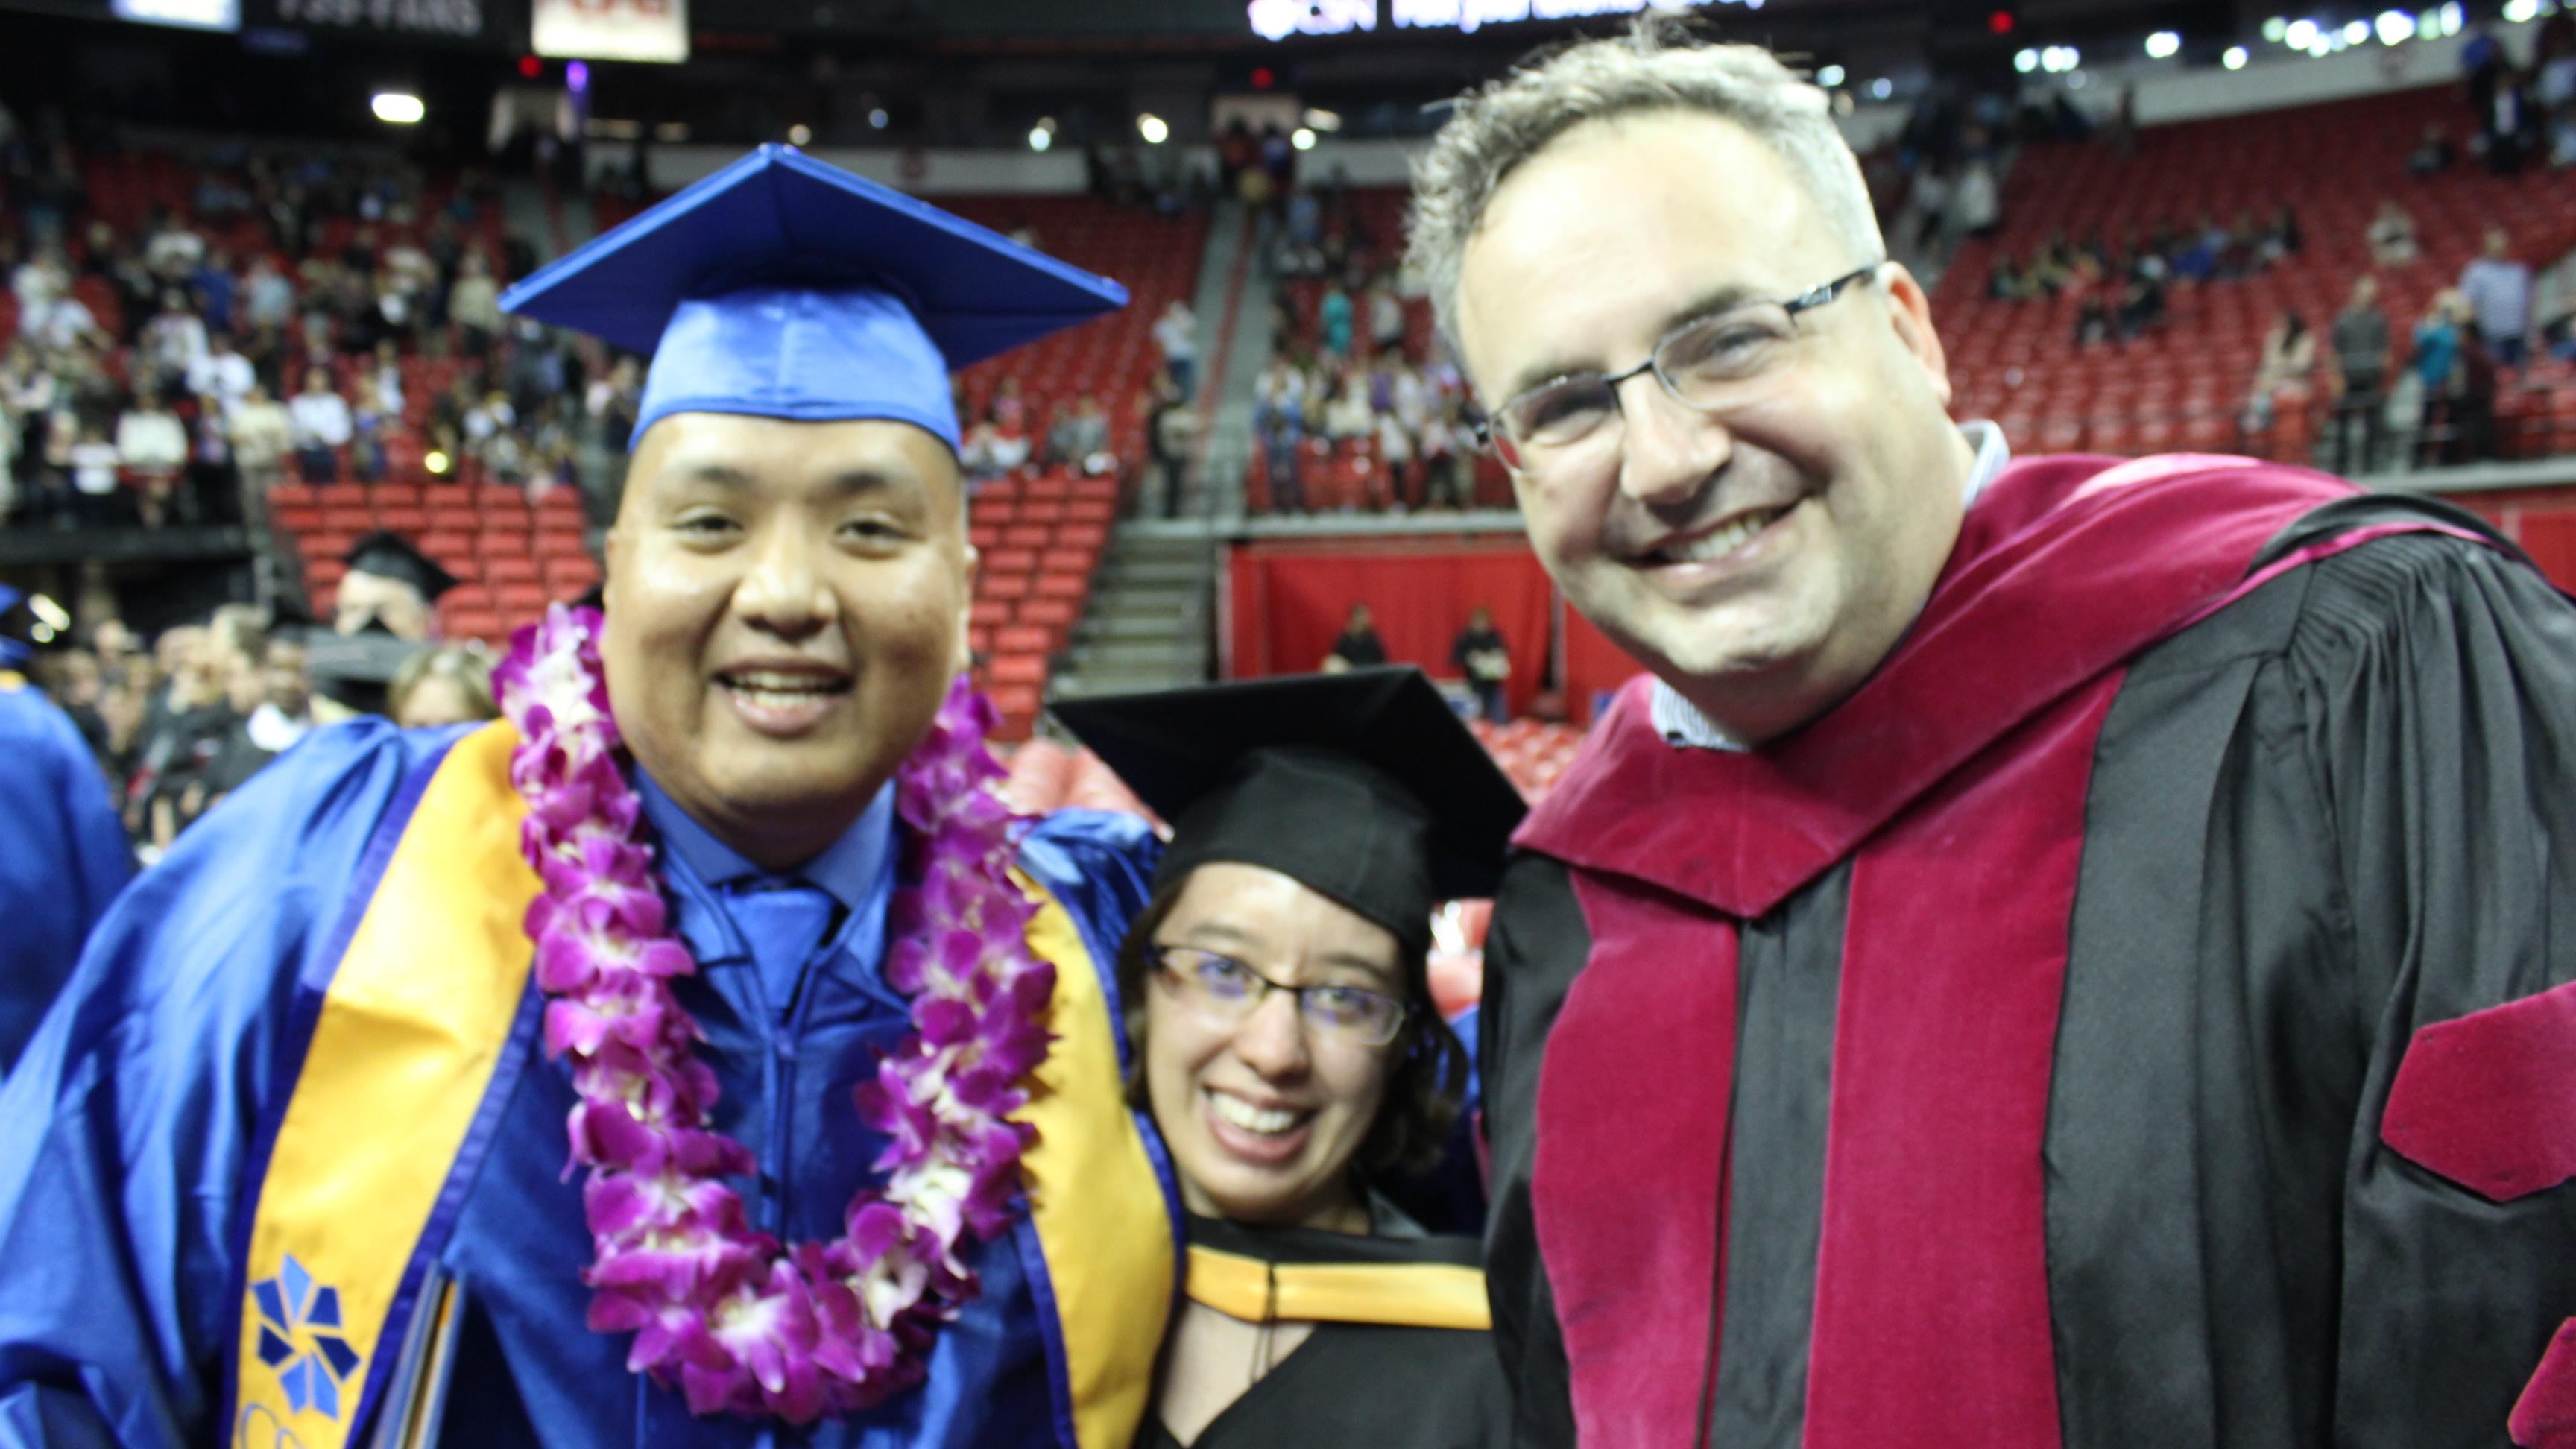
[1471,262,1886,475]
[1150,944,1411,1047]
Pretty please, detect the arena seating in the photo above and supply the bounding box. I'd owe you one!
[1933,85,2576,465]
[1468,716,1585,803]
[1255,186,1515,511]
[55,145,1205,701]
[964,470,1122,737]
[269,473,598,642]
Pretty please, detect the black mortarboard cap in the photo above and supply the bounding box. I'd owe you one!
[1050,669,1527,955]
[344,531,459,602]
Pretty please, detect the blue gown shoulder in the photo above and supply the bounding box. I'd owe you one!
[0,718,468,1449]
[0,681,133,1069]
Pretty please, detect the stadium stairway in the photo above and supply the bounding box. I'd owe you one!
[1193,198,1269,523]
[1046,527,1216,700]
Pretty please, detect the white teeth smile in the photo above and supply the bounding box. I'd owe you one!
[1649,505,1789,565]
[1209,1090,1303,1136]
[722,673,846,710]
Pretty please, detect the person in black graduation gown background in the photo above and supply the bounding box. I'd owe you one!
[304,530,455,719]
[1056,669,1519,1449]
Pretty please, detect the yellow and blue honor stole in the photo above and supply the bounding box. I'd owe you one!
[225,721,1176,1449]
[226,722,541,1449]
[1183,1214,1492,1331]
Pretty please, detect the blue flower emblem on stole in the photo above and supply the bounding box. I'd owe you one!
[250,1255,364,1419]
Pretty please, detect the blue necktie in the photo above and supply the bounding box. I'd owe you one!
[730,882,839,1014]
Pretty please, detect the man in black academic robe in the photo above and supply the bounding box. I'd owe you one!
[1407,24,2576,1449]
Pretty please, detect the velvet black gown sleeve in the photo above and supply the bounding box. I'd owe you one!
[1476,851,1587,1449]
[2043,523,2576,1448]
[2238,525,2576,1442]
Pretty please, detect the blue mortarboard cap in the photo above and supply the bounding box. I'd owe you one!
[497,145,1128,452]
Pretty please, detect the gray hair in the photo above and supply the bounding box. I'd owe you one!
[1407,15,1883,348]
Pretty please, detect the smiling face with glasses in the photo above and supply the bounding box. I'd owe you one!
[1140,862,1415,1232]
[1454,110,1977,745]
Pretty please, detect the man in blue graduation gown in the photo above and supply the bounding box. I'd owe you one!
[0,149,1178,1449]
[0,584,133,1070]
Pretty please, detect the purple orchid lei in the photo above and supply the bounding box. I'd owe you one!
[493,604,1055,1422]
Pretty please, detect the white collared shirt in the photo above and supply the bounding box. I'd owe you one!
[1648,420,2012,752]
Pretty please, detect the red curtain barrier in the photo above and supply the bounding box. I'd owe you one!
[1561,605,1642,727]
[1227,536,1556,717]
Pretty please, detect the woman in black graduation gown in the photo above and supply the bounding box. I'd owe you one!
[1054,669,1522,1449]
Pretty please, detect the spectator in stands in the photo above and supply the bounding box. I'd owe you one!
[287,365,350,483]
[1367,280,1409,356]
[2358,199,2416,268]
[114,393,188,528]
[1377,404,1417,508]
[387,643,497,729]
[2329,274,2392,473]
[1155,298,1199,400]
[139,291,208,391]
[1324,370,1375,442]
[1261,387,1306,514]
[1421,397,1473,511]
[1452,606,1512,722]
[2264,202,2302,262]
[2409,288,2464,464]
[1046,391,1112,473]
[19,276,96,356]
[462,385,516,469]
[225,381,292,532]
[2455,299,2502,464]
[1953,156,2000,240]
[2244,309,2316,434]
[243,254,295,338]
[1325,603,1386,671]
[192,247,236,337]
[961,405,1031,484]
[1144,373,1198,518]
[2072,296,2114,350]
[1319,282,1354,358]
[991,373,1029,432]
[187,331,255,415]
[10,247,70,337]
[66,424,119,528]
[350,393,391,486]
[449,250,503,358]
[2460,227,2534,368]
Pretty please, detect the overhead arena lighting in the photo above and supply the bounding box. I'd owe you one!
[1029,127,1052,152]
[371,92,425,124]
[2283,17,2317,46]
[2223,45,2250,67]
[1137,113,1169,144]
[787,124,812,145]
[2144,30,2181,57]
[1816,63,1846,86]
[2012,49,2037,72]
[2261,15,2288,38]
[1292,127,1316,150]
